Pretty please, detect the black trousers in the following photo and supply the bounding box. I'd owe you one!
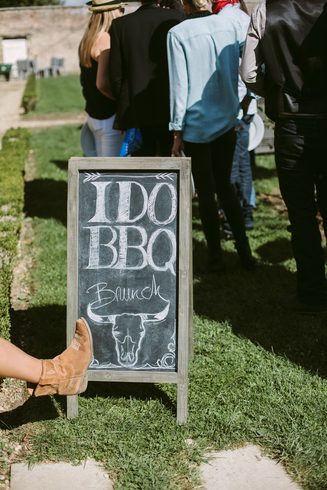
[275,116,327,305]
[184,127,247,252]
[134,124,173,157]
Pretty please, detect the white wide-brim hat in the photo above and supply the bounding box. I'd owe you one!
[86,0,127,11]
[248,113,265,151]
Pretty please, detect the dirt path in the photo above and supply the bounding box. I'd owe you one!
[0,80,25,147]
[0,79,85,149]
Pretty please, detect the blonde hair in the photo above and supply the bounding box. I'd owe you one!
[183,0,206,9]
[79,9,121,68]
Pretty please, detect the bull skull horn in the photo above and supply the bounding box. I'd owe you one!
[141,302,170,322]
[87,303,116,324]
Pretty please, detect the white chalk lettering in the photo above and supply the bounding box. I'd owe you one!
[113,226,148,270]
[147,228,176,275]
[84,225,176,274]
[88,182,112,223]
[85,226,118,269]
[147,183,177,225]
[87,180,177,226]
[116,181,148,223]
[86,275,166,307]
[85,179,177,274]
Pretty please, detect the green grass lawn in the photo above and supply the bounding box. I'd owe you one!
[28,75,85,116]
[1,126,327,489]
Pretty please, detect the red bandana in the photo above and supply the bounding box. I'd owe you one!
[212,0,237,14]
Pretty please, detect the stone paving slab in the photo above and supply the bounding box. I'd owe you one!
[201,445,301,490]
[9,445,303,490]
[10,459,113,490]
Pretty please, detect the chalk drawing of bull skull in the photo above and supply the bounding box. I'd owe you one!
[87,302,170,368]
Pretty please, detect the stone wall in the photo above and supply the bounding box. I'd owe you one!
[0,1,261,74]
[0,4,139,73]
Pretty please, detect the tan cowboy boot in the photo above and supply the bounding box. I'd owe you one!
[33,317,93,397]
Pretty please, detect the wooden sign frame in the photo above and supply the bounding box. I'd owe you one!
[67,157,192,423]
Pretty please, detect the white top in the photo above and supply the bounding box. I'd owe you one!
[218,3,257,117]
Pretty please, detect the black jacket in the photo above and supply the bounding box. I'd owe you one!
[261,0,327,120]
[109,3,184,130]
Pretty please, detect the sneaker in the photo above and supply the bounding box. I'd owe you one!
[244,217,254,230]
[276,294,327,314]
[220,229,234,241]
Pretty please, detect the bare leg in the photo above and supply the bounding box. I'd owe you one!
[0,338,42,384]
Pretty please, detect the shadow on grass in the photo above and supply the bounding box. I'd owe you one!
[193,238,327,378]
[24,179,67,226]
[55,382,176,416]
[50,160,68,171]
[0,396,59,430]
[256,237,294,263]
[10,305,67,360]
[192,201,206,232]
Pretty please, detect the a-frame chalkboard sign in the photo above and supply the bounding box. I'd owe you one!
[67,157,192,423]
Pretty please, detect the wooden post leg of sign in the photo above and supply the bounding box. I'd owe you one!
[67,395,78,419]
[188,174,194,361]
[188,285,194,360]
[177,379,188,424]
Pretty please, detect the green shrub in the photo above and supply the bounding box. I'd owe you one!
[22,74,38,113]
[0,128,30,341]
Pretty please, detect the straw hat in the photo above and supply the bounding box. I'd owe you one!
[86,0,127,12]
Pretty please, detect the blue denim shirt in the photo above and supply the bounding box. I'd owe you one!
[167,13,244,143]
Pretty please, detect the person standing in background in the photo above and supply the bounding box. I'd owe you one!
[168,0,257,273]
[109,0,184,156]
[216,0,258,236]
[241,0,327,313]
[79,0,126,157]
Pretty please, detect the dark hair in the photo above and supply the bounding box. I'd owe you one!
[161,0,185,12]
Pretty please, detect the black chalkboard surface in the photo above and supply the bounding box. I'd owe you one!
[78,171,178,371]
[67,157,192,422]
